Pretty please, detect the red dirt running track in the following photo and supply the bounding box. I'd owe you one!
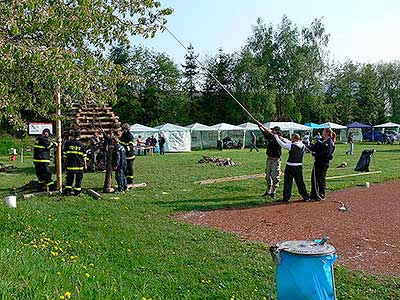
[177,180,400,276]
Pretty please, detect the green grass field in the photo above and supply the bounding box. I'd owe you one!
[0,143,399,300]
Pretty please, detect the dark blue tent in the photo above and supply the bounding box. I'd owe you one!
[347,122,371,128]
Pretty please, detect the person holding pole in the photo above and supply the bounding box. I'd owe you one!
[63,130,87,196]
[257,123,282,199]
[307,128,336,201]
[273,133,310,202]
[33,128,56,191]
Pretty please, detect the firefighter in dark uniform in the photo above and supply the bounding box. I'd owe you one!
[33,128,56,190]
[120,123,135,186]
[63,130,87,196]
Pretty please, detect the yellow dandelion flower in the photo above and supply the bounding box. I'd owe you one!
[85,273,90,278]
[59,296,64,300]
[82,266,87,270]
[61,258,66,262]
[89,263,94,267]
[65,291,71,299]
[51,251,59,257]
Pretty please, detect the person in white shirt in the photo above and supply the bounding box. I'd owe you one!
[274,133,310,202]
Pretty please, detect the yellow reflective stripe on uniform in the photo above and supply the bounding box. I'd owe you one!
[66,167,84,170]
[34,145,45,149]
[65,186,73,189]
[46,181,54,186]
[120,141,128,145]
[38,180,45,184]
[126,175,134,178]
[73,187,82,191]
[64,151,84,155]
[126,156,136,160]
[33,159,50,163]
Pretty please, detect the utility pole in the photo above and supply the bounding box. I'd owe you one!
[55,83,63,191]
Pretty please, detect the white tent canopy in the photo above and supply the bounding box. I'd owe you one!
[320,122,347,129]
[238,122,259,131]
[210,123,244,142]
[373,122,400,128]
[263,122,311,132]
[130,123,159,141]
[154,123,191,152]
[186,123,218,149]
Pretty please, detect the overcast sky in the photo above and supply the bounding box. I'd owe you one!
[131,0,400,65]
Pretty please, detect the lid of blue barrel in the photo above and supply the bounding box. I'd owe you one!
[276,240,336,256]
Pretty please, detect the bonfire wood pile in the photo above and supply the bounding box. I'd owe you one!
[0,163,17,172]
[198,156,236,167]
[64,101,122,142]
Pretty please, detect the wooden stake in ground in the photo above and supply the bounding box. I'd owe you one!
[55,82,63,192]
[103,142,114,193]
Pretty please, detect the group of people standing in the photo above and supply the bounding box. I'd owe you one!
[257,122,336,202]
[32,122,169,195]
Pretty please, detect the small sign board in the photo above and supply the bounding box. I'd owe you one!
[28,122,53,135]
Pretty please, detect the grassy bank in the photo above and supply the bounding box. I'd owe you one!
[0,143,399,299]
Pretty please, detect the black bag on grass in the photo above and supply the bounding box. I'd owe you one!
[355,149,375,172]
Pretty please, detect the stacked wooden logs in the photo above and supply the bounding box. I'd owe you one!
[64,102,122,142]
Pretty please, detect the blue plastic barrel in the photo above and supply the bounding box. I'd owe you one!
[270,240,337,300]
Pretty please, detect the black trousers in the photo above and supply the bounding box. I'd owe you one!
[310,161,330,199]
[283,165,309,201]
[65,171,83,194]
[34,162,53,186]
[126,158,134,184]
[116,168,127,191]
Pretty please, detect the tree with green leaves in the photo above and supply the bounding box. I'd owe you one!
[0,0,172,129]
[111,46,188,126]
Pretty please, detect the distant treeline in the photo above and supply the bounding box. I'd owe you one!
[112,16,400,127]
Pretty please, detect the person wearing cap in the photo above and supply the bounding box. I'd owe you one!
[33,128,56,191]
[120,123,135,186]
[273,133,310,202]
[257,123,282,199]
[63,130,87,196]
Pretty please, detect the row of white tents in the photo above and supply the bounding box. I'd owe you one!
[130,122,400,152]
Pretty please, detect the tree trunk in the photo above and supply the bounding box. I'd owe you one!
[103,144,114,193]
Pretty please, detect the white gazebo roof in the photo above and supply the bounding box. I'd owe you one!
[210,123,243,131]
[320,122,347,129]
[373,122,400,128]
[185,123,217,131]
[154,123,189,131]
[263,122,311,131]
[237,122,260,130]
[130,123,159,132]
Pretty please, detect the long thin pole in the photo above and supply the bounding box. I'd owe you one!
[159,24,259,124]
[55,82,63,192]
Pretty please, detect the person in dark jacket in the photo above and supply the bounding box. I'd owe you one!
[63,130,87,196]
[33,128,56,190]
[120,123,135,186]
[257,123,282,199]
[249,132,259,152]
[345,131,354,155]
[158,134,166,155]
[274,133,309,202]
[307,128,336,201]
[112,137,127,193]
